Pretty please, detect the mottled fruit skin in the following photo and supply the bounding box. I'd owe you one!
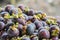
[7,28,19,37]
[34,20,43,29]
[17,24,23,30]
[26,23,36,35]
[17,18,26,26]
[38,29,50,40]
[5,5,14,12]
[9,9,18,15]
[28,9,35,16]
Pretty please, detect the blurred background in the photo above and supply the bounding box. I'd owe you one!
[0,0,60,16]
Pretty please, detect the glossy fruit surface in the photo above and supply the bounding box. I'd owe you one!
[5,5,15,12]
[28,9,35,16]
[17,18,26,25]
[26,23,36,35]
[34,20,43,29]
[7,28,19,37]
[38,29,50,39]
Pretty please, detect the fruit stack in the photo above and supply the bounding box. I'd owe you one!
[0,4,60,40]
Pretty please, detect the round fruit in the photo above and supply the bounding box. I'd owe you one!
[34,20,43,29]
[28,9,35,16]
[17,24,23,30]
[18,4,25,11]
[7,28,19,37]
[26,23,36,35]
[38,29,50,39]
[9,8,18,15]
[17,18,26,25]
[49,25,59,37]
[5,5,15,12]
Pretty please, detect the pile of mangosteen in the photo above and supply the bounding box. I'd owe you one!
[0,4,60,40]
